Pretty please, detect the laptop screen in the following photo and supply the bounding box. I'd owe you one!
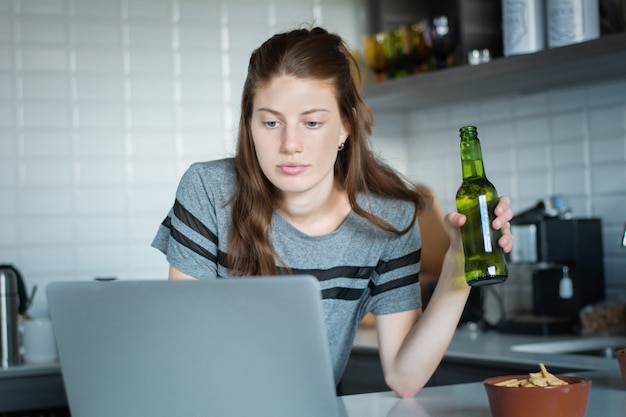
[48,277,345,417]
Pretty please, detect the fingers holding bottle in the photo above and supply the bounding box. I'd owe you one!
[492,195,514,253]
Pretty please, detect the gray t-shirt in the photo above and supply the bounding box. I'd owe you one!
[152,158,422,384]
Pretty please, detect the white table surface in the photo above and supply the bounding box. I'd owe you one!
[339,369,625,417]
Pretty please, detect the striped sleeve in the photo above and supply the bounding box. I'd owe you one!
[151,163,225,279]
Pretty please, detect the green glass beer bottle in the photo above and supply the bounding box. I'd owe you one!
[455,126,508,286]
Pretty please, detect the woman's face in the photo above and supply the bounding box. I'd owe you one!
[251,75,350,199]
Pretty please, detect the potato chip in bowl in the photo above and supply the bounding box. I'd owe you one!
[483,364,591,417]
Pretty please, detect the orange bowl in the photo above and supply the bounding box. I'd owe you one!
[617,348,626,384]
[483,375,591,417]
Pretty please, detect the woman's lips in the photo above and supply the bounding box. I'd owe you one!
[278,163,308,175]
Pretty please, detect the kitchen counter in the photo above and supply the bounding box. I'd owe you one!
[2,327,623,414]
[339,368,625,417]
[354,326,621,372]
[5,365,624,417]
[0,361,66,413]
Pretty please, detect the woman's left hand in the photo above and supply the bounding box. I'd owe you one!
[492,195,514,253]
[444,195,514,254]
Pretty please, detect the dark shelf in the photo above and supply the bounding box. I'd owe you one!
[362,32,626,112]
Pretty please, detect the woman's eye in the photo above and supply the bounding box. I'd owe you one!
[265,121,278,128]
[306,121,321,128]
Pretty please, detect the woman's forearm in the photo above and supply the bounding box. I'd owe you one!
[383,248,470,398]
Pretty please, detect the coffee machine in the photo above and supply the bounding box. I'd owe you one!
[499,202,605,335]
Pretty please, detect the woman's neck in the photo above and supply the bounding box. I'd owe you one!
[277,185,351,236]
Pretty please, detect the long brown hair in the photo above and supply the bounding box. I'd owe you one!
[227,27,429,276]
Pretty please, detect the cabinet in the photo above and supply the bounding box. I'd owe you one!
[362,32,626,112]
[0,373,69,416]
[337,348,582,395]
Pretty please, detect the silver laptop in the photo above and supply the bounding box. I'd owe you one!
[47,276,347,417]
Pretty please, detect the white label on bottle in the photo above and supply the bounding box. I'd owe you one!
[479,194,492,252]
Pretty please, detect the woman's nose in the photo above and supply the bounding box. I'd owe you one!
[280,125,302,154]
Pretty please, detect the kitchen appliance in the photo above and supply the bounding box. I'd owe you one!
[0,265,28,367]
[0,265,32,367]
[500,215,605,335]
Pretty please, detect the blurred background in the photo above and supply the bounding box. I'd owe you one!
[0,0,625,314]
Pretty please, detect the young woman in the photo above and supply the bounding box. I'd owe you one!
[152,27,513,398]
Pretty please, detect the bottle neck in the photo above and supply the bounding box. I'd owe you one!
[460,137,486,180]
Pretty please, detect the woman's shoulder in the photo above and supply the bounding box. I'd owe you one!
[178,158,236,199]
[182,158,235,185]
[357,193,416,229]
[186,158,235,178]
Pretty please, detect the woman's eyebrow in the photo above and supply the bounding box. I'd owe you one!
[302,108,330,115]
[256,107,280,115]
[256,107,330,116]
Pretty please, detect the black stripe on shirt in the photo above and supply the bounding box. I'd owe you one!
[321,286,363,301]
[161,216,171,228]
[161,205,420,300]
[159,205,221,264]
[285,248,420,282]
[284,249,421,301]
[319,272,419,301]
[282,265,374,282]
[375,249,421,276]
[170,224,218,264]
[173,199,218,246]
[368,273,420,297]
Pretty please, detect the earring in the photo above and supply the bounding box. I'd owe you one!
[338,142,345,152]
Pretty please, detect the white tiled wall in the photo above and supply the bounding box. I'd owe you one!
[383,78,626,297]
[0,0,362,312]
[1,0,625,312]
